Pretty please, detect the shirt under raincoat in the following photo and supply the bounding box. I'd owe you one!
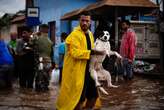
[56,26,99,110]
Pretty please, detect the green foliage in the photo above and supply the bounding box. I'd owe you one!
[0,15,11,29]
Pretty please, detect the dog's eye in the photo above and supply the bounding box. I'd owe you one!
[100,33,104,37]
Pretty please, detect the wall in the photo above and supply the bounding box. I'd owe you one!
[0,26,10,43]
[131,21,160,59]
[34,0,97,43]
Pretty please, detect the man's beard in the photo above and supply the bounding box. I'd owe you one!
[81,25,89,32]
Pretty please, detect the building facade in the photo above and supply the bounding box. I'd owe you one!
[31,0,98,44]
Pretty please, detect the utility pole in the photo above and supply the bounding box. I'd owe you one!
[159,0,164,73]
[162,0,164,17]
[156,0,159,5]
[26,0,34,8]
[25,0,34,24]
[162,0,164,73]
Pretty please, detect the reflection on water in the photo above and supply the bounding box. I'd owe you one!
[0,82,58,110]
[0,76,164,110]
[101,76,164,110]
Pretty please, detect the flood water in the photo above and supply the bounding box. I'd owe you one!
[0,75,164,110]
[0,82,58,110]
[101,75,164,110]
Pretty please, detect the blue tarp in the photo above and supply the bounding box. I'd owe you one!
[0,40,13,65]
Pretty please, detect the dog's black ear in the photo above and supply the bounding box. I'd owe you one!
[94,30,104,39]
[99,31,104,38]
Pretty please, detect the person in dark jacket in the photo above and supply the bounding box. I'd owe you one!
[33,24,53,91]
[16,26,35,88]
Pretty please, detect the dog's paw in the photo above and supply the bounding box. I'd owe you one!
[99,87,108,95]
[109,84,118,88]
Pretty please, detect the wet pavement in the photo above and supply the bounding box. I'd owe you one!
[0,81,58,110]
[101,75,164,110]
[0,75,164,110]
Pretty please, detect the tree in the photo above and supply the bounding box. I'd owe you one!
[0,14,11,29]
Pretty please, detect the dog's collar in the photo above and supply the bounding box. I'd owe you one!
[98,38,108,42]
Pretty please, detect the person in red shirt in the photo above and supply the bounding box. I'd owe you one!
[119,20,137,80]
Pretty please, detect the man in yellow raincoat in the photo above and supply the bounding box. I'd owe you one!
[56,13,104,110]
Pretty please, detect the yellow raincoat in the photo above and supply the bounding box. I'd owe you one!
[56,26,100,110]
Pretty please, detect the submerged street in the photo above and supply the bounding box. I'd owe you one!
[0,75,164,110]
[101,75,164,110]
[0,0,164,110]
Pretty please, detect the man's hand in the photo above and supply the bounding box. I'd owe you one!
[128,59,133,63]
[114,52,122,59]
[91,49,106,55]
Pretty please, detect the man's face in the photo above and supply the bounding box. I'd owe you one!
[80,15,91,32]
[121,22,129,31]
[22,31,30,40]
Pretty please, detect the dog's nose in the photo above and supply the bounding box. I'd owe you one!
[104,36,107,40]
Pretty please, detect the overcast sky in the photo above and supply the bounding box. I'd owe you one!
[0,0,25,17]
[0,0,162,17]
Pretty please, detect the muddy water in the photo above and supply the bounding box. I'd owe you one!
[0,82,58,110]
[0,76,164,110]
[101,76,164,110]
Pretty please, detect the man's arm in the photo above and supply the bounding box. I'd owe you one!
[66,32,92,60]
[128,32,136,62]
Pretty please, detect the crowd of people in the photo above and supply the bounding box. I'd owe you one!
[0,24,57,91]
[0,13,137,110]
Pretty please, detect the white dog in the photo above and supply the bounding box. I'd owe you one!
[90,31,122,95]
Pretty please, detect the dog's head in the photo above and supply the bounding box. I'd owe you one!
[99,31,110,42]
